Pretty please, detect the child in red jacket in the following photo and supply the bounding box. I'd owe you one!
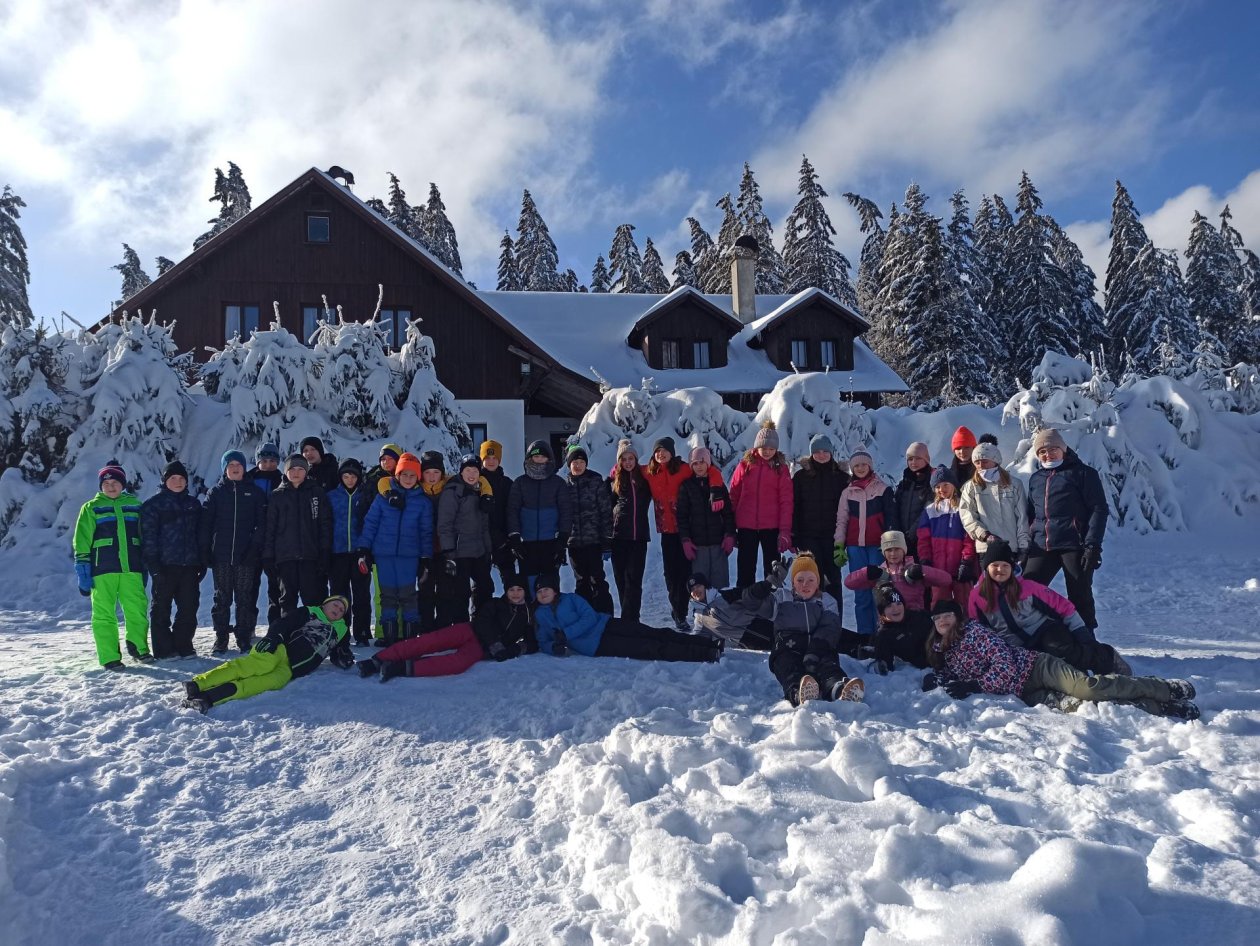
[730,421,793,589]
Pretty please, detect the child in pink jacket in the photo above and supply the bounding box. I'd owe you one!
[916,465,977,612]
[833,448,897,635]
[729,421,794,588]
[845,529,951,621]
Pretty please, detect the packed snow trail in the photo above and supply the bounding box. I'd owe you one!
[2,529,1259,945]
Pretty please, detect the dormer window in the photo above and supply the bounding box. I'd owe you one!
[661,339,680,369]
[693,340,711,369]
[820,339,837,368]
[791,339,808,368]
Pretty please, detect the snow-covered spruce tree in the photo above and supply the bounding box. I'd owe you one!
[561,268,584,293]
[1185,211,1247,364]
[870,185,933,383]
[1181,337,1236,411]
[0,185,34,330]
[364,197,389,219]
[641,238,670,293]
[687,217,721,293]
[514,190,564,291]
[390,317,471,467]
[496,231,521,291]
[155,255,175,276]
[705,193,739,293]
[589,254,611,293]
[1007,173,1078,383]
[0,324,79,480]
[112,244,151,302]
[608,224,645,293]
[1046,217,1107,361]
[670,250,697,290]
[1240,249,1260,363]
[1118,244,1200,375]
[973,194,1019,390]
[783,155,856,305]
[843,192,885,320]
[385,172,419,240]
[945,190,1004,400]
[417,183,462,276]
[1103,180,1152,376]
[193,162,252,250]
[735,162,786,293]
[311,309,395,437]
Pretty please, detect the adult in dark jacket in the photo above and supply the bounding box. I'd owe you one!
[247,441,284,626]
[791,435,850,598]
[891,441,932,560]
[479,439,515,592]
[328,458,375,644]
[564,445,615,613]
[1023,429,1109,630]
[507,440,574,591]
[200,450,266,654]
[300,435,341,494]
[262,455,333,614]
[608,440,651,622]
[141,460,204,658]
[676,446,735,591]
[436,454,496,621]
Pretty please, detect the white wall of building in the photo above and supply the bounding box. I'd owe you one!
[456,399,525,472]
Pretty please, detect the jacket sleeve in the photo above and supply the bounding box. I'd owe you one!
[1025,580,1086,632]
[845,565,878,590]
[915,509,933,565]
[316,489,333,559]
[675,482,693,542]
[958,483,983,540]
[777,465,793,534]
[72,501,94,563]
[729,460,747,512]
[533,604,557,654]
[358,497,381,551]
[471,602,502,651]
[262,498,277,561]
[834,490,850,543]
[507,476,523,534]
[436,487,457,553]
[139,498,159,572]
[1082,466,1108,547]
[596,477,613,544]
[811,606,842,650]
[416,491,435,558]
[716,484,735,536]
[197,490,215,562]
[919,562,952,589]
[792,472,805,537]
[1013,479,1031,552]
[882,485,898,539]
[555,476,574,538]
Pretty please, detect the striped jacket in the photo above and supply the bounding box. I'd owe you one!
[73,491,144,575]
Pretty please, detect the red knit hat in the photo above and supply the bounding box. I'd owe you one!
[394,452,422,479]
[951,426,977,450]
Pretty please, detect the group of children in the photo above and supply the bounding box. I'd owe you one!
[74,425,1200,721]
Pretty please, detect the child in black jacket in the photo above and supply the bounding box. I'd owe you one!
[140,460,203,658]
[262,455,333,614]
[199,450,266,655]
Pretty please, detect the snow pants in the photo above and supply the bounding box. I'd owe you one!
[690,544,730,594]
[377,622,484,677]
[274,560,327,615]
[213,563,258,651]
[1021,653,1172,715]
[594,618,722,663]
[376,555,420,640]
[1024,548,1098,629]
[1028,618,1123,675]
[769,629,847,703]
[150,565,201,658]
[90,572,149,666]
[328,553,372,643]
[736,528,779,589]
[570,545,614,614]
[418,560,467,632]
[659,533,691,626]
[610,539,648,623]
[846,545,882,635]
[193,645,293,706]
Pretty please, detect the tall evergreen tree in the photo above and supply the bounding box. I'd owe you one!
[194,162,252,250]
[590,254,611,293]
[496,231,521,291]
[735,163,786,292]
[561,268,583,293]
[113,243,151,301]
[514,190,564,291]
[1046,217,1107,360]
[641,237,670,293]
[385,172,418,240]
[0,185,33,329]
[1219,204,1245,251]
[155,256,175,276]
[687,217,721,293]
[608,224,645,293]
[1103,180,1150,374]
[783,155,855,304]
[705,194,740,293]
[1240,249,1260,363]
[417,183,462,275]
[1185,210,1246,362]
[1126,245,1199,374]
[670,250,697,290]
[843,192,885,321]
[868,187,931,376]
[944,190,1003,401]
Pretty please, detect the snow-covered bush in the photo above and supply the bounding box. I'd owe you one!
[390,318,470,466]
[0,324,82,481]
[731,373,874,470]
[312,314,394,436]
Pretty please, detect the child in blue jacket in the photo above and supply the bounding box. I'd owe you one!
[531,573,721,663]
[328,457,375,644]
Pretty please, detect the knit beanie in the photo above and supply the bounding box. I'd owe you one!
[1032,428,1067,453]
[616,439,638,462]
[931,599,964,620]
[300,436,325,458]
[652,436,676,458]
[284,454,310,472]
[459,454,482,473]
[753,420,779,451]
[378,443,402,462]
[929,465,958,490]
[534,572,561,596]
[978,433,999,447]
[339,457,364,478]
[905,441,930,462]
[255,441,281,462]
[789,553,820,583]
[688,446,712,465]
[419,450,445,474]
[875,586,905,613]
[849,446,873,468]
[971,442,1003,466]
[98,460,127,487]
[951,426,977,450]
[503,570,527,592]
[565,445,589,466]
[479,440,502,461]
[980,539,1016,569]
[525,440,553,462]
[320,595,350,616]
[394,452,422,479]
[880,530,908,553]
[218,452,246,475]
[686,572,710,592]
[162,459,190,482]
[808,434,834,456]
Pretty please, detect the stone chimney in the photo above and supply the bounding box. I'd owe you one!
[731,235,759,323]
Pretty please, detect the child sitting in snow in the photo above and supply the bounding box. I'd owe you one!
[844,530,951,613]
[686,572,773,651]
[870,586,933,674]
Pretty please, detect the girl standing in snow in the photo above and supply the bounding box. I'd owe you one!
[675,446,735,593]
[890,441,933,561]
[643,436,694,629]
[729,421,794,589]
[608,440,651,623]
[833,449,897,636]
[915,466,977,611]
[791,434,849,602]
[958,441,1030,561]
[923,600,1199,719]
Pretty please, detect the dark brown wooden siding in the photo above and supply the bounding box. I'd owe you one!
[641,298,732,369]
[760,301,856,371]
[111,181,525,400]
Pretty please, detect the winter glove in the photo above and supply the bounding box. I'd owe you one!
[956,560,974,583]
[357,551,372,575]
[921,671,939,692]
[903,564,924,582]
[721,535,735,556]
[868,658,892,676]
[508,533,524,562]
[777,533,792,554]
[1082,546,1102,571]
[864,565,883,582]
[944,679,982,700]
[1016,549,1030,571]
[488,641,509,662]
[748,580,773,600]
[442,556,459,578]
[833,543,847,568]
[710,498,726,513]
[551,630,569,657]
[75,562,93,596]
[386,489,405,510]
[253,636,279,655]
[681,539,698,561]
[768,559,790,589]
[418,558,432,584]
[329,641,355,670]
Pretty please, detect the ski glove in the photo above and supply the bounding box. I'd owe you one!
[488,641,509,662]
[956,560,974,583]
[253,637,279,655]
[903,564,924,582]
[721,535,735,556]
[386,490,405,510]
[508,533,524,562]
[441,556,459,578]
[921,671,939,692]
[864,565,883,582]
[553,543,568,568]
[768,559,790,589]
[833,543,847,568]
[356,551,372,575]
[1082,546,1102,571]
[681,539,698,561]
[75,562,93,596]
[777,533,792,554]
[329,641,355,670]
[1016,549,1030,570]
[943,679,982,700]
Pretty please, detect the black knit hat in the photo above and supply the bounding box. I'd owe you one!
[502,571,527,592]
[161,460,189,483]
[459,454,482,473]
[980,540,1016,570]
[652,436,676,457]
[419,450,445,474]
[930,599,963,620]
[339,457,364,478]
[299,436,325,457]
[687,572,710,592]
[565,445,589,465]
[534,572,561,596]
[525,440,552,461]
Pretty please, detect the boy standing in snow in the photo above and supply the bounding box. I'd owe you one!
[200,450,266,655]
[247,442,284,625]
[262,454,332,615]
[328,457,375,644]
[359,452,433,644]
[564,445,615,614]
[507,441,573,595]
[436,454,496,621]
[675,446,735,593]
[140,460,204,659]
[73,460,151,669]
[478,440,516,592]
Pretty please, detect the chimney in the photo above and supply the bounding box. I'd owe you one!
[731,235,759,323]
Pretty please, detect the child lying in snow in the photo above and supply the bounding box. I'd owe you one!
[922,601,1200,719]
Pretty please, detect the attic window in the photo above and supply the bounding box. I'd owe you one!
[306,214,330,243]
[820,339,837,368]
[661,339,680,369]
[224,303,260,341]
[791,338,808,369]
[693,340,711,369]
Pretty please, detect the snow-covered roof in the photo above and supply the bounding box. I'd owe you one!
[745,287,870,338]
[476,290,909,393]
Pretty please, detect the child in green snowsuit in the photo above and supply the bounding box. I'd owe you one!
[180,596,354,712]
[73,460,151,669]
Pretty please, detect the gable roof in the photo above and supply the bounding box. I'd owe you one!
[745,288,870,348]
[626,285,744,346]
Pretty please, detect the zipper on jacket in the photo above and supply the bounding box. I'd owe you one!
[232,484,238,565]
[1043,472,1053,551]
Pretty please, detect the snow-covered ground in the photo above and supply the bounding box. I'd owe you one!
[2,522,1259,946]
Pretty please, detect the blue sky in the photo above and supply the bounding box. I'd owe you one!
[3,0,1258,326]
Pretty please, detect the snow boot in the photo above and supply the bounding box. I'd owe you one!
[1158,699,1200,721]
[183,680,201,700]
[181,697,212,714]
[831,677,865,703]
[795,674,820,705]
[1165,679,1196,701]
[404,621,423,641]
[126,641,153,662]
[379,660,407,683]
[199,682,237,707]
[357,657,381,678]
[103,660,126,672]
[135,652,156,664]
[212,635,229,656]
[1111,652,1132,676]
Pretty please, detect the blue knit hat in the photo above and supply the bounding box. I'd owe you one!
[255,441,281,461]
[808,434,835,456]
[930,465,958,490]
[222,450,248,474]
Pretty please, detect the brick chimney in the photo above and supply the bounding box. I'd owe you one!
[731,235,758,324]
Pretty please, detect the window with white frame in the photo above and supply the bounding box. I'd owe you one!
[790,338,809,368]
[224,303,260,341]
[692,340,711,369]
[820,339,837,368]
